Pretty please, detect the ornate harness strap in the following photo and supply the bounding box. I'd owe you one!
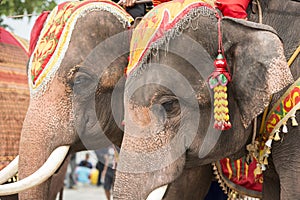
[255,44,300,173]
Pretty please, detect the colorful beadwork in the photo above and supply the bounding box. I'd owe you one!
[209,53,232,130]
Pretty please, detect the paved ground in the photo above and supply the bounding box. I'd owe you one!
[57,185,110,200]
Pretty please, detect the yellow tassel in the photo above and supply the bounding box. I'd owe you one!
[213,85,231,130]
[274,130,281,141]
[254,164,262,177]
[263,157,268,165]
[266,147,271,154]
[291,114,298,126]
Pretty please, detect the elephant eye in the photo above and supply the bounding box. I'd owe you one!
[72,72,96,94]
[162,100,175,112]
[161,98,180,117]
[74,75,90,85]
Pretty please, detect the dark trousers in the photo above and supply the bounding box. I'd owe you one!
[96,161,105,186]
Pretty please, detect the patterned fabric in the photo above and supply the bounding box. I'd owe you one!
[255,77,300,172]
[29,11,50,55]
[126,0,215,76]
[265,80,300,135]
[28,0,133,95]
[218,157,262,193]
[152,0,171,7]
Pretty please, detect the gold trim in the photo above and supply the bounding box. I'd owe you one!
[213,162,262,198]
[226,158,233,180]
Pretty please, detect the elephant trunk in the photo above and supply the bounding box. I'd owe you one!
[18,134,51,199]
[113,136,186,200]
[114,171,170,200]
[17,97,72,200]
[114,172,153,199]
[19,117,50,200]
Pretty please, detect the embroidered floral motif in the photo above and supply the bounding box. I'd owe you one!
[126,0,215,76]
[28,0,133,94]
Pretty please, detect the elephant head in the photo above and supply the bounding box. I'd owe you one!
[0,1,133,199]
[113,1,293,199]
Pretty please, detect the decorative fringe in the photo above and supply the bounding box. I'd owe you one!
[254,164,262,177]
[212,163,261,199]
[265,139,272,148]
[257,109,300,173]
[282,122,288,133]
[209,53,232,130]
[273,129,281,141]
[291,114,298,126]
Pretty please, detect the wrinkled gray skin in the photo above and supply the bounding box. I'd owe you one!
[248,1,300,199]
[18,10,129,200]
[165,1,300,199]
[114,6,296,199]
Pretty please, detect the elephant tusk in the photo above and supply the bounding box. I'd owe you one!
[0,145,70,195]
[146,185,168,200]
[0,156,19,184]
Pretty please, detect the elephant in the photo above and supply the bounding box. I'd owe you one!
[0,27,73,200]
[113,0,298,199]
[0,2,214,200]
[0,1,134,199]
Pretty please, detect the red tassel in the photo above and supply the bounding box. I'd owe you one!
[208,53,232,130]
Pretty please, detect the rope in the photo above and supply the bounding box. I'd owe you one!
[118,0,152,5]
[248,1,262,152]
[288,44,300,67]
[6,13,37,19]
[255,0,262,24]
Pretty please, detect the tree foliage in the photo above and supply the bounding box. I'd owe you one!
[0,0,57,17]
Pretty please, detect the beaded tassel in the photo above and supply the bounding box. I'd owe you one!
[207,17,232,131]
[209,53,232,130]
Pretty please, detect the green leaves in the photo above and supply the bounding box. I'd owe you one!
[0,0,57,18]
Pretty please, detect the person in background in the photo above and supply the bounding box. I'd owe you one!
[124,0,251,19]
[79,153,93,169]
[112,0,146,19]
[95,148,107,186]
[67,153,77,189]
[75,161,92,186]
[102,145,118,200]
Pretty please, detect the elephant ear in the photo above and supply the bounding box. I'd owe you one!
[83,32,130,91]
[99,56,128,90]
[231,40,294,128]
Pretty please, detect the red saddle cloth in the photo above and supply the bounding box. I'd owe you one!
[218,157,262,194]
[215,0,251,19]
[152,0,250,19]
